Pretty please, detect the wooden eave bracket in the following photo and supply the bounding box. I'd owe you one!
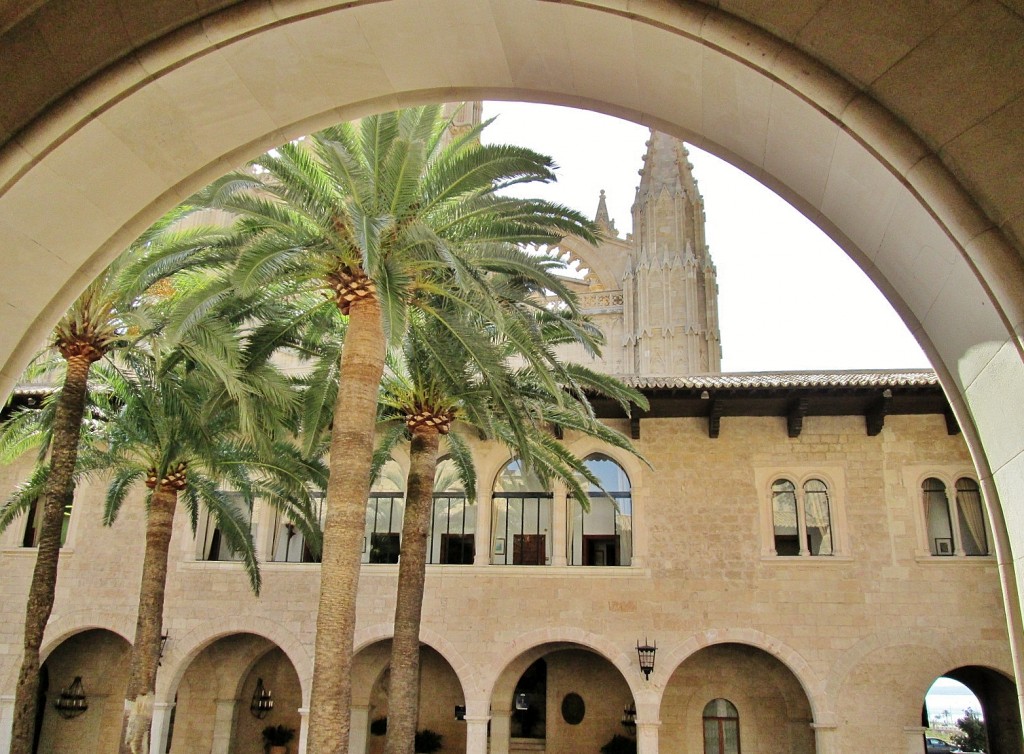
[787,397,809,438]
[944,408,961,436]
[630,415,641,440]
[708,399,724,438]
[866,389,892,436]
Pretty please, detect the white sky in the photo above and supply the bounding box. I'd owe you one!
[481,102,931,374]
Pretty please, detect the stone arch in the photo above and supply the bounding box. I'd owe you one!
[157,617,312,705]
[662,628,829,726]
[1,0,1023,705]
[662,640,818,753]
[482,626,639,704]
[37,609,134,667]
[353,622,474,699]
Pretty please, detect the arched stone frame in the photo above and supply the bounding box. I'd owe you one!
[660,628,832,729]
[0,611,136,694]
[353,623,474,705]
[902,465,994,559]
[547,235,620,292]
[752,466,848,559]
[825,628,1018,751]
[480,626,646,718]
[562,438,647,568]
[156,616,312,708]
[1,0,1023,721]
[826,628,1016,710]
[489,456,554,566]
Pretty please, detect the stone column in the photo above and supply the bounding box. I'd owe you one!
[489,709,511,754]
[350,704,370,754]
[635,720,660,754]
[149,700,175,754]
[552,481,568,567]
[464,707,490,754]
[296,707,309,754]
[811,723,838,754]
[474,488,492,566]
[210,698,237,754]
[0,695,15,754]
[903,726,927,754]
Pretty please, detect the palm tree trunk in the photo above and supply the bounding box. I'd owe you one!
[9,355,94,754]
[385,427,440,754]
[119,485,177,754]
[307,295,387,754]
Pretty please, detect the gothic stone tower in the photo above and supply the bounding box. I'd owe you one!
[557,130,722,378]
[623,132,721,376]
[442,102,722,379]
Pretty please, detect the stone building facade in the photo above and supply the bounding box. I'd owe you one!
[0,129,1018,754]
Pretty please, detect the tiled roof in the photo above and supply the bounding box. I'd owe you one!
[619,369,938,390]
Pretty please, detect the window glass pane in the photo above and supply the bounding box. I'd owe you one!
[430,494,475,564]
[434,457,465,493]
[492,459,551,565]
[571,455,632,567]
[495,459,545,492]
[21,498,72,548]
[803,479,833,556]
[955,478,987,555]
[723,719,739,753]
[703,720,720,754]
[270,492,325,563]
[772,480,799,556]
[363,493,405,564]
[199,492,252,562]
[923,478,954,555]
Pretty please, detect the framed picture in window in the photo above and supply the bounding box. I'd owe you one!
[494,538,505,555]
[935,537,953,555]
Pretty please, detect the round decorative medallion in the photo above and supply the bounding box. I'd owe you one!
[561,692,585,725]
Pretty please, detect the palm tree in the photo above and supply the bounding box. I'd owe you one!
[365,303,647,754]
[88,339,325,754]
[197,105,601,753]
[0,213,229,754]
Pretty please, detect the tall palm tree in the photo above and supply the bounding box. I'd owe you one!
[87,338,326,754]
[368,306,646,754]
[197,105,600,753]
[0,214,229,754]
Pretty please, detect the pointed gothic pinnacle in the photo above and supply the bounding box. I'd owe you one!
[594,189,617,235]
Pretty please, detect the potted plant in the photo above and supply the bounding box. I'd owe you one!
[414,728,443,753]
[262,724,296,754]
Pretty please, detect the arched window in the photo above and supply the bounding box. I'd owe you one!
[569,454,632,566]
[21,497,71,548]
[428,456,474,564]
[771,478,832,556]
[703,698,740,754]
[268,490,324,563]
[491,459,552,565]
[923,476,989,556]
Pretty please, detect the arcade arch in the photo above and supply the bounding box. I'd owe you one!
[1,0,1023,728]
[662,643,815,754]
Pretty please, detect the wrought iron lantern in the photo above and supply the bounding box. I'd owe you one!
[54,676,88,719]
[636,639,657,680]
[621,702,637,729]
[250,677,274,719]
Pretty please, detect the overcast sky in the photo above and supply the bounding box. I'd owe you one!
[480,102,931,374]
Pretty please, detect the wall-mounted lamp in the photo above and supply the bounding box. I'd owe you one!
[621,702,636,729]
[636,639,657,680]
[515,692,529,711]
[158,632,169,665]
[54,676,88,719]
[250,677,274,719]
[454,705,466,721]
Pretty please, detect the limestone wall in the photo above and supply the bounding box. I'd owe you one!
[0,412,1013,752]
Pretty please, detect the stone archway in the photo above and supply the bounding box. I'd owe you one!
[662,642,815,754]
[1,0,1023,721]
[34,629,131,754]
[490,643,636,754]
